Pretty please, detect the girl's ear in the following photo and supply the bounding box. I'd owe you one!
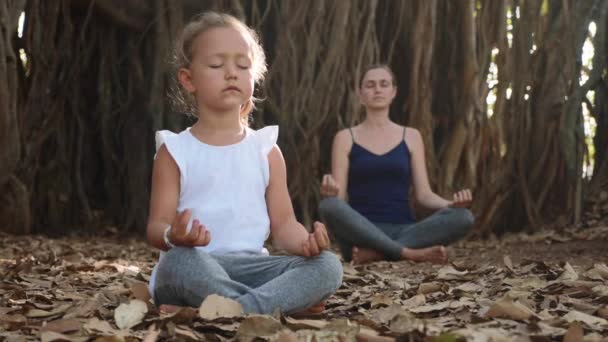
[178,68,196,93]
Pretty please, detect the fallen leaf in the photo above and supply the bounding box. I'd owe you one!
[401,294,425,309]
[503,276,547,290]
[409,301,452,314]
[370,294,393,308]
[437,265,469,280]
[417,282,443,294]
[198,294,243,320]
[484,297,537,321]
[557,262,579,282]
[592,263,608,279]
[324,318,359,339]
[563,321,583,342]
[83,317,116,335]
[40,330,87,342]
[455,282,483,293]
[142,325,160,342]
[41,319,83,334]
[26,304,72,318]
[369,304,407,324]
[563,310,608,329]
[237,315,282,338]
[114,299,148,330]
[284,317,327,330]
[129,282,151,303]
[388,313,423,334]
[503,255,514,273]
[597,307,608,319]
[592,285,608,297]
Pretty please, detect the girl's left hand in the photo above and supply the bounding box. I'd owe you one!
[300,222,330,257]
[449,189,473,208]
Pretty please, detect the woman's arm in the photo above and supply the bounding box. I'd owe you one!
[320,129,353,200]
[267,146,330,256]
[407,128,453,210]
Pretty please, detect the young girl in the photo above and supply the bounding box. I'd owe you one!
[147,12,342,315]
[319,64,474,265]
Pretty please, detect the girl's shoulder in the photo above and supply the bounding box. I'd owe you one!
[249,125,279,155]
[154,128,192,152]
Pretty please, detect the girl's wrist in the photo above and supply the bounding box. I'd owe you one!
[163,225,176,248]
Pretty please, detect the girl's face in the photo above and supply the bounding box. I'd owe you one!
[358,68,396,110]
[179,26,255,115]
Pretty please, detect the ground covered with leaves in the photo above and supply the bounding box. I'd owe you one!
[1,227,607,341]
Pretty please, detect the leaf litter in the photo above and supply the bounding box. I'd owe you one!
[1,228,607,341]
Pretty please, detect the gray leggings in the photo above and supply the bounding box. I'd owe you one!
[153,248,343,315]
[319,197,474,261]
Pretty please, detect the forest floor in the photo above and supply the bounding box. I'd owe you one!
[1,226,607,341]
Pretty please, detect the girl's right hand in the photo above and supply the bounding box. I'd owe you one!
[167,209,211,247]
[320,174,339,198]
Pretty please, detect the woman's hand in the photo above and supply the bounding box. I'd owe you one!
[449,189,473,208]
[299,222,331,257]
[167,209,211,247]
[320,174,340,198]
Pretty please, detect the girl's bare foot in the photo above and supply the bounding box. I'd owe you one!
[352,246,384,265]
[159,304,182,313]
[401,246,447,264]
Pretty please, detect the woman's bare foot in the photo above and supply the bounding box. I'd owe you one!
[401,246,447,264]
[289,301,326,318]
[352,246,384,265]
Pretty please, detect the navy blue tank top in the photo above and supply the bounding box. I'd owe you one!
[347,128,415,224]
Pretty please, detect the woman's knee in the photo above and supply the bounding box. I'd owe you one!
[446,207,475,235]
[318,197,344,219]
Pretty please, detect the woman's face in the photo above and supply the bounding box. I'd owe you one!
[358,68,396,110]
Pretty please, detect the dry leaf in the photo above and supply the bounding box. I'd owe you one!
[557,262,579,282]
[597,307,608,319]
[114,299,148,330]
[284,317,327,330]
[129,282,151,303]
[142,325,160,342]
[388,313,422,334]
[370,304,407,324]
[503,255,514,273]
[40,330,87,342]
[484,297,537,321]
[417,282,443,294]
[592,285,608,297]
[401,294,425,309]
[563,321,583,342]
[370,294,393,308]
[563,310,608,329]
[409,300,451,313]
[503,276,547,290]
[237,315,282,338]
[437,265,469,280]
[83,317,116,335]
[198,294,243,320]
[324,318,359,339]
[593,263,608,279]
[41,319,83,334]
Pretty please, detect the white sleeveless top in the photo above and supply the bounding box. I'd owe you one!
[148,125,278,295]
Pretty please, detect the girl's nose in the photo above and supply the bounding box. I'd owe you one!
[224,64,237,80]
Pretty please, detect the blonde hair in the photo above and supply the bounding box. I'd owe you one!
[171,12,267,125]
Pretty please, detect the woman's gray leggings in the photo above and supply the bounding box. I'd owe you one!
[319,197,474,261]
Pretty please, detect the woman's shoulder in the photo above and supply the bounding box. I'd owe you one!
[403,126,422,139]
